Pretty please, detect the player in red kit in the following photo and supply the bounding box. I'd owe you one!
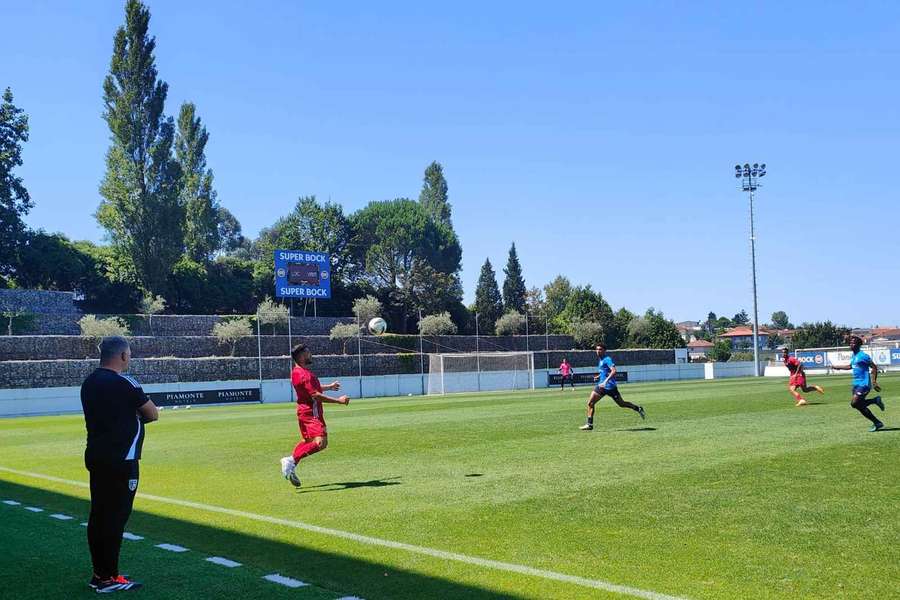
[782,347,824,406]
[280,344,349,487]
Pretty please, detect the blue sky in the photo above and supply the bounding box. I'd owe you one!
[3,1,898,326]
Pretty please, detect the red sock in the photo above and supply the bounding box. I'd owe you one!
[292,440,322,463]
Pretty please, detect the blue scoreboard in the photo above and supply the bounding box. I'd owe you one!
[274,250,332,299]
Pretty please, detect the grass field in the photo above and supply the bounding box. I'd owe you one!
[1,374,898,599]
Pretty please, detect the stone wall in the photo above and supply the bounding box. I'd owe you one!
[0,348,674,389]
[0,290,81,314]
[0,334,576,361]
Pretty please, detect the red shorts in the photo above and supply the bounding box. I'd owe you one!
[298,413,326,439]
[789,374,807,388]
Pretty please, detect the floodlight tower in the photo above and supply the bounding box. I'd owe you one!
[734,163,766,376]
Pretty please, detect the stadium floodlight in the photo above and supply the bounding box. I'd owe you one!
[732,161,768,376]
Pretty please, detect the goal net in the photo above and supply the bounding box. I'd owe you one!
[427,352,535,395]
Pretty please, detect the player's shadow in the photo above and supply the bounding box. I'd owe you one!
[616,427,657,432]
[874,427,900,432]
[801,402,825,406]
[295,476,402,494]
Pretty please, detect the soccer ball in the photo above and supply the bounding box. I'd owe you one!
[368,317,388,335]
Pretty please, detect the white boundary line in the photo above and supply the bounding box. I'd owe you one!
[0,465,686,600]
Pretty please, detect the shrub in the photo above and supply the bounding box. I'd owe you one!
[79,315,130,338]
[257,296,289,334]
[139,294,167,315]
[417,312,458,336]
[708,339,732,362]
[353,295,383,323]
[570,320,605,349]
[2,310,35,336]
[212,317,252,356]
[494,311,525,336]
[329,323,360,354]
[728,351,756,362]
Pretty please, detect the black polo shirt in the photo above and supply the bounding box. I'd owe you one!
[81,368,149,469]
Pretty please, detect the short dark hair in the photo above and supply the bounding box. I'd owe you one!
[596,343,606,350]
[291,343,308,365]
[99,336,130,364]
[849,335,863,346]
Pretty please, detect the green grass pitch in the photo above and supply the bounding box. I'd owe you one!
[1,374,898,599]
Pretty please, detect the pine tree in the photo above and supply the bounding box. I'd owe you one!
[177,102,220,262]
[474,258,502,334]
[418,161,451,226]
[502,242,526,313]
[0,88,31,283]
[97,0,183,295]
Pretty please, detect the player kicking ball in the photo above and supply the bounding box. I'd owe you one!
[280,344,350,487]
[781,348,824,406]
[580,344,645,430]
[830,336,887,432]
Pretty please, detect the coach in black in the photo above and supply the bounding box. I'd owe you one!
[81,336,158,592]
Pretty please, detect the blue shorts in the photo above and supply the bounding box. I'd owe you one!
[593,385,622,400]
[852,385,871,398]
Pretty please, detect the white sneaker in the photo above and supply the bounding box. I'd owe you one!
[280,456,295,477]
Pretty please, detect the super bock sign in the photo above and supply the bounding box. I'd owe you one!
[274,250,332,299]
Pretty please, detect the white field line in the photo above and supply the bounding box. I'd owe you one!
[123,532,144,541]
[49,513,74,520]
[206,556,242,568]
[24,506,43,512]
[156,543,189,553]
[2,500,21,505]
[0,465,687,600]
[263,573,308,588]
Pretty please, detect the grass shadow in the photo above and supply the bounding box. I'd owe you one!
[0,479,520,600]
[616,427,657,432]
[294,476,402,493]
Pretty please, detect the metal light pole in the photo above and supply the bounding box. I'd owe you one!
[734,162,766,376]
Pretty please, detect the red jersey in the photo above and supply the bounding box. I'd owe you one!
[560,362,572,376]
[292,365,323,419]
[783,355,801,374]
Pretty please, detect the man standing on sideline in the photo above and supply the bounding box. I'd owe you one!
[559,358,575,390]
[280,344,350,487]
[830,336,887,431]
[81,336,158,592]
[580,344,645,430]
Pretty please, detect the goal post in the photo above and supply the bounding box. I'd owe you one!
[427,351,535,395]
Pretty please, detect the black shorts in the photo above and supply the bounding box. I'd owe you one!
[593,386,623,401]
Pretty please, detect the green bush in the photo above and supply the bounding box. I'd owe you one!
[2,311,35,336]
[330,323,360,354]
[708,339,732,362]
[729,351,756,362]
[378,334,417,351]
[79,315,130,338]
[570,320,605,349]
[353,295,383,323]
[256,296,289,334]
[418,312,457,336]
[397,352,418,372]
[495,311,525,336]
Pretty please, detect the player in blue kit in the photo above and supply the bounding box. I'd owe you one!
[830,336,886,431]
[580,344,645,430]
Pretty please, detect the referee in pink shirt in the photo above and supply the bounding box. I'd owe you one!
[559,358,575,390]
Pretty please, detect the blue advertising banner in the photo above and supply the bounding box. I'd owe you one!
[795,351,828,369]
[892,349,900,366]
[274,250,332,299]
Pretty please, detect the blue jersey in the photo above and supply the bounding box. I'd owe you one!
[598,356,617,389]
[851,351,872,388]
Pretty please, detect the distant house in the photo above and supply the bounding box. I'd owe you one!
[871,327,900,343]
[676,321,703,343]
[687,339,714,359]
[717,326,772,349]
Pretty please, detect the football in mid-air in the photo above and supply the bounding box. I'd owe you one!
[368,317,388,335]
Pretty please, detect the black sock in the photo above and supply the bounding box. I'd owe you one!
[855,405,880,425]
[587,416,593,425]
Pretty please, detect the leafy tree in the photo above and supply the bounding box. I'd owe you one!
[570,321,605,349]
[790,321,850,349]
[714,316,733,332]
[71,241,143,313]
[329,323,360,354]
[626,316,651,348]
[417,312,457,336]
[353,295,383,323]
[729,351,755,362]
[213,317,252,356]
[732,310,750,326]
[256,297,289,334]
[216,207,243,253]
[14,231,93,291]
[0,88,31,284]
[558,285,616,345]
[543,276,573,331]
[418,161,451,226]
[767,332,785,350]
[79,315,130,338]
[495,311,526,335]
[708,339,732,362]
[97,0,183,295]
[140,293,166,315]
[612,307,635,348]
[645,308,687,348]
[704,311,717,334]
[474,258,503,334]
[397,260,464,320]
[525,286,545,315]
[501,243,526,313]
[177,102,220,262]
[770,310,793,330]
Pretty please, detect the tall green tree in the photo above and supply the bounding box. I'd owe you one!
[474,258,503,334]
[790,321,850,349]
[543,275,573,330]
[176,102,220,262]
[645,308,687,348]
[770,310,793,330]
[0,88,31,283]
[418,161,451,226]
[732,309,750,326]
[97,0,183,295]
[502,242,526,313]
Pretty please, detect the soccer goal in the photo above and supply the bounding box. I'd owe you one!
[427,351,535,395]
